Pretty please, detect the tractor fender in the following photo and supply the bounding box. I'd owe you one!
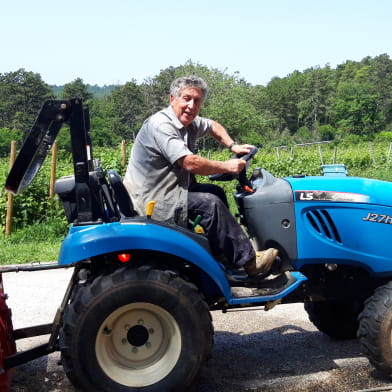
[58,219,232,297]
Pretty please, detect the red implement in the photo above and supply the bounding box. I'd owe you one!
[0,274,16,392]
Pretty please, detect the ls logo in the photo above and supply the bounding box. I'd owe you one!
[297,192,314,201]
[295,190,369,203]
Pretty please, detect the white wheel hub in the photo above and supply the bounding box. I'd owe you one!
[96,302,182,387]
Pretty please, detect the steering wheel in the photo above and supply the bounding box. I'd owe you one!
[209,146,258,184]
[236,146,258,162]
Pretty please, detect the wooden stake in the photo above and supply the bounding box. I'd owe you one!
[369,142,376,165]
[49,140,57,199]
[121,140,126,167]
[318,145,324,165]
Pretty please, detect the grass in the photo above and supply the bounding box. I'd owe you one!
[0,219,68,264]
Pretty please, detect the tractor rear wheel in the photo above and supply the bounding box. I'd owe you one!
[358,281,392,374]
[59,265,213,392]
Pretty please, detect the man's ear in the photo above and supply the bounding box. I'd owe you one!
[169,94,175,104]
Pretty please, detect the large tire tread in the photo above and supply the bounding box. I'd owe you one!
[358,282,392,374]
[60,264,213,392]
[304,300,362,340]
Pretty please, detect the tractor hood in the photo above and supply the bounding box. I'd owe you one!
[287,175,392,207]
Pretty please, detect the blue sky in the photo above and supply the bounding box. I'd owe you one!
[1,0,391,86]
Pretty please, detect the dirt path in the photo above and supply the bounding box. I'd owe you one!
[3,268,392,392]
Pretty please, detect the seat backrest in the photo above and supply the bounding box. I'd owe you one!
[107,170,138,217]
[55,173,112,224]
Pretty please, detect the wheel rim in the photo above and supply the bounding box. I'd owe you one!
[95,302,182,387]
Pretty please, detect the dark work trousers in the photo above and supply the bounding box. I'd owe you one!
[188,183,255,268]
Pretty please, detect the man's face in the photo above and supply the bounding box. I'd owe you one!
[170,87,203,126]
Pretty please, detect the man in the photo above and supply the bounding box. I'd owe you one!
[124,76,278,277]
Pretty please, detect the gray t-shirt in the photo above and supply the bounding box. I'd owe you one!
[123,105,212,226]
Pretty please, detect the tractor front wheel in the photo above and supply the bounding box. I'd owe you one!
[304,300,362,340]
[358,281,392,374]
[59,265,213,392]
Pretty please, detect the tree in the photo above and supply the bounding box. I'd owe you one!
[0,69,54,133]
[0,128,22,157]
[367,54,392,129]
[61,78,93,102]
[201,74,267,145]
[109,81,147,141]
[89,97,121,147]
[263,73,303,134]
[328,81,380,136]
[142,67,176,115]
[297,66,334,135]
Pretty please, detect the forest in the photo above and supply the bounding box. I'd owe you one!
[1,54,392,156]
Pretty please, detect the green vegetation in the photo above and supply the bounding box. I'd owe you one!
[1,140,392,264]
[2,54,392,263]
[0,219,68,264]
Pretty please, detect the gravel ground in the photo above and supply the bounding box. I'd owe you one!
[3,267,392,392]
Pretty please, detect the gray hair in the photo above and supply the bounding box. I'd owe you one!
[170,76,209,101]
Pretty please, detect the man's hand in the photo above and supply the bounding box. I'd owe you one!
[230,143,255,156]
[224,159,247,174]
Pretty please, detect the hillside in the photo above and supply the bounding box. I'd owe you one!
[51,83,120,98]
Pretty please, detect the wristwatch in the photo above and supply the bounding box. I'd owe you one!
[228,142,238,152]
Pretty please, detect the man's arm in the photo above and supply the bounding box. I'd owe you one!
[179,119,256,175]
[210,120,254,155]
[179,154,246,176]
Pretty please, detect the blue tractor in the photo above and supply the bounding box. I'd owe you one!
[4,99,392,391]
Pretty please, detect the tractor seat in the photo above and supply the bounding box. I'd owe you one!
[107,170,137,218]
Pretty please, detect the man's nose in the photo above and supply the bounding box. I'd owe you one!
[187,99,195,108]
